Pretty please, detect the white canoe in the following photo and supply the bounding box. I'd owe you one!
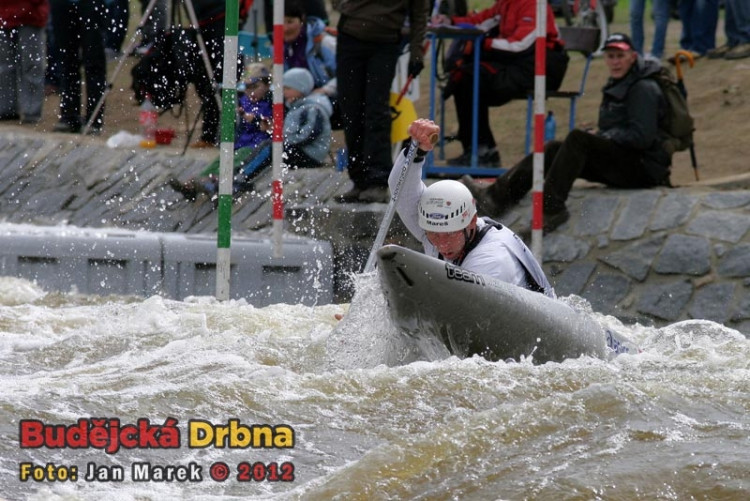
[376,245,639,363]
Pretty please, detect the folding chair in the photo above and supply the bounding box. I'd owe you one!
[523,26,601,154]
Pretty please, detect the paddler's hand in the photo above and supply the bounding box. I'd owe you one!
[407,118,440,152]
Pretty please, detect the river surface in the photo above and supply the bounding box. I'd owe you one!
[0,274,748,501]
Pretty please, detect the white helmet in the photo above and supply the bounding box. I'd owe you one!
[418,180,477,233]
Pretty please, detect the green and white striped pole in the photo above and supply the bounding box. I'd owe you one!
[216,0,240,301]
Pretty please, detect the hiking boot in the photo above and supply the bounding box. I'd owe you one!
[725,43,750,60]
[479,148,501,166]
[190,139,217,149]
[448,148,501,167]
[53,121,81,133]
[460,175,508,218]
[358,186,390,203]
[707,44,731,59]
[336,186,362,203]
[543,208,570,233]
[167,177,200,201]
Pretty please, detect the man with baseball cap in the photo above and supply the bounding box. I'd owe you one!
[462,32,672,236]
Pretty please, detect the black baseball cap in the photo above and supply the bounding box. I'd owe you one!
[603,33,635,51]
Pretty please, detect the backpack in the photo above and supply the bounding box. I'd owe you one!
[131,29,198,110]
[650,66,695,154]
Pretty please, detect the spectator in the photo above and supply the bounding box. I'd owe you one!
[187,0,231,148]
[265,0,329,37]
[236,62,272,150]
[44,10,60,96]
[283,0,336,90]
[389,118,554,296]
[104,0,129,59]
[283,0,339,125]
[461,33,672,235]
[706,0,750,60]
[0,0,49,124]
[432,0,568,167]
[630,0,671,60]
[50,0,107,134]
[170,68,333,200]
[673,0,719,60]
[334,0,430,204]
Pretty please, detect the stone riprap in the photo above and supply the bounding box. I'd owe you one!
[0,130,749,336]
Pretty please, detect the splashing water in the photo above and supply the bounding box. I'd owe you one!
[0,275,747,500]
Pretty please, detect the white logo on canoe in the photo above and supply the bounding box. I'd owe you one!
[445,263,485,286]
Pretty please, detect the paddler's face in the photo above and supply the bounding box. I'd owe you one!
[425,229,466,261]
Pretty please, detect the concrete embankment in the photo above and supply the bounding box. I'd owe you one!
[1,130,749,337]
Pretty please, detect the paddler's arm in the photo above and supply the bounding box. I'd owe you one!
[387,119,441,243]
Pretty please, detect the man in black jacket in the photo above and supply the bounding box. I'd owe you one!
[462,33,672,234]
[333,0,430,203]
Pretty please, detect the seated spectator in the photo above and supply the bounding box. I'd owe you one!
[706,0,750,60]
[265,0,329,37]
[283,0,338,112]
[170,68,332,200]
[462,33,672,235]
[0,0,49,124]
[236,63,273,149]
[432,0,568,167]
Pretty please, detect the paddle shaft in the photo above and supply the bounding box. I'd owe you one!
[363,138,427,273]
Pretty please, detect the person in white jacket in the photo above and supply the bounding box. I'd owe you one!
[389,118,555,298]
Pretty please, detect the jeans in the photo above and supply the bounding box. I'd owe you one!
[724,0,750,46]
[0,26,46,121]
[678,0,719,54]
[630,0,671,58]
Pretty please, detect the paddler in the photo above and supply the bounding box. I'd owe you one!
[390,118,555,298]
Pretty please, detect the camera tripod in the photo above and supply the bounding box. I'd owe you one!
[83,0,220,141]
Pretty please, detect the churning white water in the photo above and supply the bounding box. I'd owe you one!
[0,274,748,501]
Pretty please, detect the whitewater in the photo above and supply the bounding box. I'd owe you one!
[0,274,748,500]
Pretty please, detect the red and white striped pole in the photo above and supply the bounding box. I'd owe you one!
[531,0,548,260]
[271,0,285,258]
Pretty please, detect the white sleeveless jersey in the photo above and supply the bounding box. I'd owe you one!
[389,150,555,298]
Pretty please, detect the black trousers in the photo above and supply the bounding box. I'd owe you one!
[453,48,569,152]
[51,0,107,128]
[489,129,657,213]
[191,18,224,144]
[336,32,401,189]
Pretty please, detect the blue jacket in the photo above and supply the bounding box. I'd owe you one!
[284,92,333,165]
[285,17,337,89]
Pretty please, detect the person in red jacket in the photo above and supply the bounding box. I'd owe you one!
[432,0,568,167]
[0,0,50,124]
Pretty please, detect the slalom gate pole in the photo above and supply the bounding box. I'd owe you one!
[531,0,548,261]
[271,0,285,258]
[215,0,240,301]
